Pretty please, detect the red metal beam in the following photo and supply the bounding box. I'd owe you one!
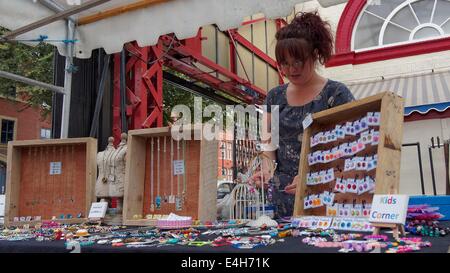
[142,43,164,128]
[228,29,277,69]
[113,41,163,140]
[161,35,266,103]
[113,53,122,145]
[164,55,252,103]
[229,34,237,74]
[130,43,149,130]
[242,17,266,26]
[114,22,285,132]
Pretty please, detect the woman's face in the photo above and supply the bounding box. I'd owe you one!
[279,55,315,86]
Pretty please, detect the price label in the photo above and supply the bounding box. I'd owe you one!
[173,160,185,175]
[302,113,313,130]
[50,162,62,175]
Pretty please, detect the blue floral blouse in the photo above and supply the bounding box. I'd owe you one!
[264,79,355,218]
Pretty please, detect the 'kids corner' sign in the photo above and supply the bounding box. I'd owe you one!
[369,195,409,224]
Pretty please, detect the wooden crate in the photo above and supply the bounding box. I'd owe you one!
[5,138,97,226]
[294,92,404,217]
[123,127,218,226]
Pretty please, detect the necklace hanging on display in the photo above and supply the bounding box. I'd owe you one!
[32,148,39,218]
[51,146,56,216]
[150,137,155,212]
[27,148,33,217]
[63,145,69,215]
[58,146,64,207]
[175,139,182,211]
[156,137,161,210]
[70,146,75,203]
[155,196,162,210]
[163,136,168,204]
[175,196,182,211]
[37,146,44,219]
[181,139,187,205]
[169,137,175,204]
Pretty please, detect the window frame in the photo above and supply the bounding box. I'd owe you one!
[0,116,17,144]
[351,0,450,52]
[328,0,450,67]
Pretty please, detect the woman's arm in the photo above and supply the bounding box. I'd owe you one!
[261,112,277,160]
[249,111,277,188]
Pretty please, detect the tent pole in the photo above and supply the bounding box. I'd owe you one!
[60,20,76,139]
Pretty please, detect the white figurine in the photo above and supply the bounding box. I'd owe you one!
[95,137,115,198]
[109,133,127,197]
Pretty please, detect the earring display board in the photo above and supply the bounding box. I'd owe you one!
[294,92,404,219]
[123,127,218,226]
[5,138,97,227]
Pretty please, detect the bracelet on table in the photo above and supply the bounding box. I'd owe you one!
[364,234,388,241]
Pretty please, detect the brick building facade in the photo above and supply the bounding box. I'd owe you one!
[0,96,51,194]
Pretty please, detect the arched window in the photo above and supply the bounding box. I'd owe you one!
[353,0,450,51]
[330,0,450,66]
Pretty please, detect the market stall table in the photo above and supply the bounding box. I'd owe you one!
[0,223,449,253]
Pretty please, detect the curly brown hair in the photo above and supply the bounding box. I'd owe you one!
[275,11,334,66]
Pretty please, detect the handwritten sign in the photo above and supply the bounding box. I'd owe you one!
[173,160,185,175]
[369,195,409,224]
[88,202,108,219]
[50,162,62,175]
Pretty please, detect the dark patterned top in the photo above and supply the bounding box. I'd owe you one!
[264,79,355,218]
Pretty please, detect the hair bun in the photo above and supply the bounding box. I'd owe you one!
[275,11,333,65]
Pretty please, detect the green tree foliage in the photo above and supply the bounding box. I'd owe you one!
[0,27,53,118]
[162,69,224,126]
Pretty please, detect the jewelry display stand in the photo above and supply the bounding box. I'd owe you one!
[123,127,218,226]
[5,138,97,227]
[229,152,276,221]
[95,133,128,225]
[293,92,404,227]
[372,222,406,241]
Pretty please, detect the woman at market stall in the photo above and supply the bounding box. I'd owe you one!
[250,11,355,218]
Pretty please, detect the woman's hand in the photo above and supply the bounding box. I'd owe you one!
[284,175,299,195]
[248,169,272,189]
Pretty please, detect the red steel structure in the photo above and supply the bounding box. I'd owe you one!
[112,19,286,142]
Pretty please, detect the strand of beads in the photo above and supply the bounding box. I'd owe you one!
[363,234,388,241]
[302,237,327,246]
[332,233,362,242]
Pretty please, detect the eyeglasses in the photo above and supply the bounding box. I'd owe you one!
[279,60,305,70]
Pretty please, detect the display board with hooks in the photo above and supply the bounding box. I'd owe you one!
[294,92,404,219]
[5,138,97,227]
[123,127,218,226]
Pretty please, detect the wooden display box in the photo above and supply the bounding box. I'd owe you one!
[5,138,97,226]
[123,127,218,226]
[294,92,404,217]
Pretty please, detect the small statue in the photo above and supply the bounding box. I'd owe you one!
[95,137,116,198]
[109,133,127,197]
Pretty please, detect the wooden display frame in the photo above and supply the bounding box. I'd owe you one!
[294,92,404,217]
[123,127,218,226]
[5,138,97,227]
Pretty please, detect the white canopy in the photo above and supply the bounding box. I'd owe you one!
[0,0,347,59]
